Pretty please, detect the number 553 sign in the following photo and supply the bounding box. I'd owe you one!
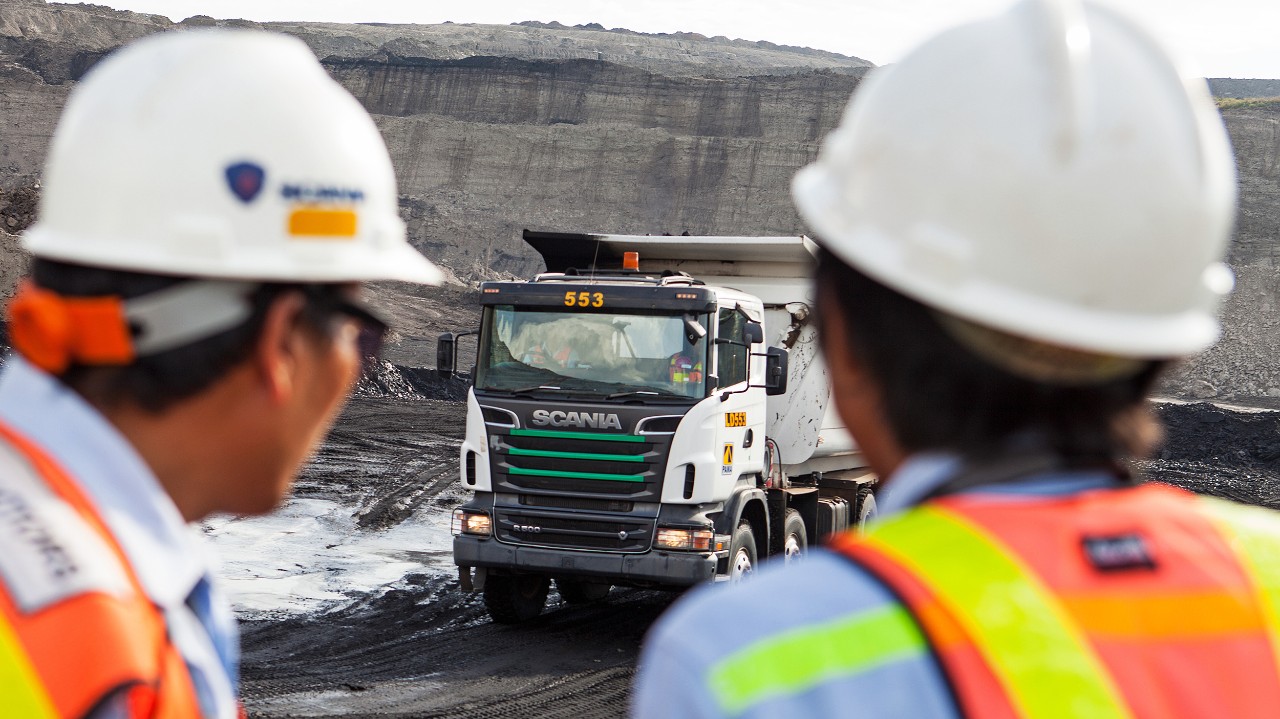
[564,291,605,308]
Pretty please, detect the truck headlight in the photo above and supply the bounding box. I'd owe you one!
[656,527,714,551]
[452,509,492,536]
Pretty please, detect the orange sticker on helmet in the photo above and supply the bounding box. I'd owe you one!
[288,208,358,238]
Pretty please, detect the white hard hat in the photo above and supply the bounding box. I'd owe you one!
[24,29,443,285]
[792,0,1236,358]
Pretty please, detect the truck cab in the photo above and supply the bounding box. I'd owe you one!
[441,232,874,622]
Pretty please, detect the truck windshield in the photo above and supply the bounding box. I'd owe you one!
[475,305,709,400]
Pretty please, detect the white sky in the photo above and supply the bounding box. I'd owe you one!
[88,0,1279,79]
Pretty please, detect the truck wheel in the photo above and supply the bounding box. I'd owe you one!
[856,489,878,531]
[781,509,807,564]
[729,521,757,581]
[484,574,550,624]
[556,578,611,605]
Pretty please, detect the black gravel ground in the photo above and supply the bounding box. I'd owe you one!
[239,393,1280,717]
[1144,401,1280,507]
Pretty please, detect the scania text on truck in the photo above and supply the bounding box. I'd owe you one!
[438,231,876,623]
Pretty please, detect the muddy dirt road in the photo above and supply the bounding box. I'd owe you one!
[231,397,677,718]
[230,395,1280,718]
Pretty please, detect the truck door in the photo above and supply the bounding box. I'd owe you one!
[714,305,765,495]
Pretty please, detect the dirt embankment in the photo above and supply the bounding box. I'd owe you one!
[1143,401,1280,507]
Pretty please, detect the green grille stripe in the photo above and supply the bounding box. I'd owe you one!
[865,506,1132,719]
[507,447,644,462]
[1197,497,1280,669]
[708,605,926,715]
[509,428,645,443]
[507,466,645,482]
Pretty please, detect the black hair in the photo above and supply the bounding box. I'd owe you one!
[812,249,1165,463]
[31,258,349,413]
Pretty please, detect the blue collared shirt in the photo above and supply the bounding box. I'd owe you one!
[631,453,1121,719]
[0,357,239,718]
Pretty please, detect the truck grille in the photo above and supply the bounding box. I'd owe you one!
[495,428,665,500]
[495,507,654,552]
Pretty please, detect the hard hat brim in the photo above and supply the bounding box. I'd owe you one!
[793,164,1223,359]
[22,223,445,286]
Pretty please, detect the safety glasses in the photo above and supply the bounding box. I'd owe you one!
[333,298,389,366]
[299,286,390,368]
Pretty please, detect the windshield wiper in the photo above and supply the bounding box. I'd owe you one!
[489,384,571,396]
[606,389,676,400]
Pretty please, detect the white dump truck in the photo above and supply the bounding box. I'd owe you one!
[439,231,876,623]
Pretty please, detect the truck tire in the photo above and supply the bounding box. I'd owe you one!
[856,489,878,531]
[484,574,550,624]
[556,578,611,604]
[781,509,806,564]
[729,521,758,581]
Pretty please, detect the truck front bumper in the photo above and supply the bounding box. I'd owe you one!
[454,535,720,587]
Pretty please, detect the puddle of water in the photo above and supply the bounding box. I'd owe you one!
[203,496,456,617]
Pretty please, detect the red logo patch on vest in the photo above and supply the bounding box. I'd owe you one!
[1082,533,1156,572]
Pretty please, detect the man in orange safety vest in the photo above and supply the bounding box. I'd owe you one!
[0,30,441,718]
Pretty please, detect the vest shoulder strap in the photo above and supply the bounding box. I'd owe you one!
[1196,496,1280,669]
[0,422,202,719]
[837,501,1135,719]
[837,484,1280,719]
[0,438,135,614]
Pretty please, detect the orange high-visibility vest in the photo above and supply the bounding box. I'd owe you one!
[0,421,205,718]
[832,483,1280,719]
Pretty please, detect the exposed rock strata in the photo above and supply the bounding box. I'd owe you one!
[0,0,1276,404]
[0,0,868,279]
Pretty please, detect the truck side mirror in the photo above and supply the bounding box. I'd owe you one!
[683,314,707,344]
[765,346,788,396]
[743,322,764,345]
[437,333,457,379]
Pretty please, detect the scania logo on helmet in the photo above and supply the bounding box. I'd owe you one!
[225,162,265,204]
[530,409,623,430]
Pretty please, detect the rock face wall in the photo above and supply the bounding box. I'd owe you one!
[0,0,868,281]
[349,58,861,277]
[1210,79,1280,99]
[1224,108,1280,267]
[0,0,1277,402]
[1163,104,1280,403]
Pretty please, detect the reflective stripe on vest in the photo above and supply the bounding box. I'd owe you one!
[707,604,927,715]
[1197,496,1280,673]
[834,483,1280,719]
[0,612,57,718]
[855,504,1132,719]
[0,421,203,719]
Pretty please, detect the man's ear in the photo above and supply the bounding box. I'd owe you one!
[818,289,872,393]
[254,291,307,405]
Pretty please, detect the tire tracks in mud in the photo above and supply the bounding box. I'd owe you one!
[355,464,459,531]
[241,573,674,718]
[241,397,679,718]
[412,666,636,719]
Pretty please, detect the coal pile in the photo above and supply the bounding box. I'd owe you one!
[354,361,471,401]
[0,185,39,233]
[1141,402,1280,509]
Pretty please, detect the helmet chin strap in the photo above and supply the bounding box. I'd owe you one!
[7,280,256,374]
[934,312,1147,385]
[125,280,257,355]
